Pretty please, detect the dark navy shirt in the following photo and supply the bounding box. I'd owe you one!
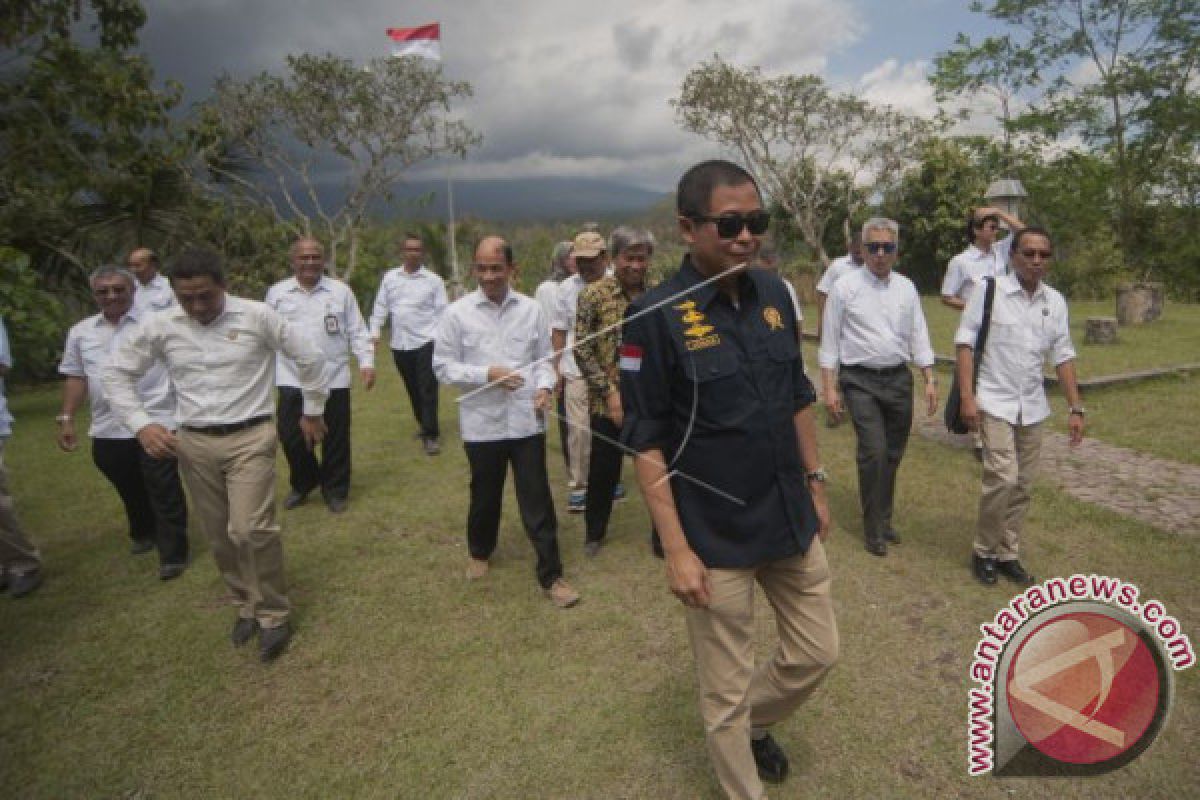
[619,256,819,569]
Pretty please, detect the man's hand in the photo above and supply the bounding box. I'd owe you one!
[809,481,832,541]
[534,388,551,412]
[605,391,624,428]
[137,424,177,459]
[487,366,525,391]
[924,381,939,416]
[961,395,980,432]
[299,415,327,449]
[360,367,376,391]
[824,386,845,423]
[1068,413,1085,447]
[666,547,712,608]
[56,419,78,452]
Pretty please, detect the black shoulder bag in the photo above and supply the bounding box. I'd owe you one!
[944,277,997,434]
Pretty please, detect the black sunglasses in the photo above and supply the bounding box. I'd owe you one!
[864,242,897,255]
[691,210,771,239]
[1019,249,1053,260]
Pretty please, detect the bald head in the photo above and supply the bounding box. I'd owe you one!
[473,236,516,304]
[127,247,160,285]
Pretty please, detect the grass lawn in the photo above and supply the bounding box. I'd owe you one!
[1,365,1197,799]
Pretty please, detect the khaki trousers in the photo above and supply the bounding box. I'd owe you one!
[176,423,289,628]
[0,438,41,576]
[974,411,1044,562]
[685,539,839,800]
[563,375,591,489]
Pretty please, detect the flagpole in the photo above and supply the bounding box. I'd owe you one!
[446,160,460,296]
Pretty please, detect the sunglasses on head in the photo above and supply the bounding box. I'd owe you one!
[691,210,771,239]
[864,242,897,255]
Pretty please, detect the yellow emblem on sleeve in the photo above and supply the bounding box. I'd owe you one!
[763,306,784,332]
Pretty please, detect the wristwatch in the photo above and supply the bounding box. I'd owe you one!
[1068,406,1087,417]
[55,414,73,424]
[806,468,828,484]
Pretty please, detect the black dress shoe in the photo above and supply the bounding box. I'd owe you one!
[326,496,348,514]
[750,732,790,784]
[130,539,155,555]
[259,622,293,662]
[996,560,1035,586]
[864,539,887,557]
[283,490,309,510]
[972,554,998,586]
[158,563,187,581]
[231,617,259,647]
[884,528,901,544]
[9,569,42,598]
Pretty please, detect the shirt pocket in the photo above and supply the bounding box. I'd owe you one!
[682,348,742,425]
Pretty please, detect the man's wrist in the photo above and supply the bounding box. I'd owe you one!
[1068,406,1086,417]
[55,414,73,424]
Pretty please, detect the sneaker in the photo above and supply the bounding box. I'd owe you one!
[158,562,187,581]
[613,482,626,501]
[9,569,42,599]
[883,528,901,544]
[567,490,586,513]
[545,579,580,608]
[750,732,790,784]
[466,558,489,581]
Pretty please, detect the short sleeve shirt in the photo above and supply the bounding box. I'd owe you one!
[620,257,819,569]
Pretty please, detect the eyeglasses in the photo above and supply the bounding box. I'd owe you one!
[691,210,771,239]
[864,242,897,255]
[1019,249,1053,260]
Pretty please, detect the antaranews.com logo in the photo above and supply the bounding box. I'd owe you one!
[967,574,1194,777]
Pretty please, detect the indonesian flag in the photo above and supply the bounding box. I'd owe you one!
[387,23,441,61]
[619,344,643,373]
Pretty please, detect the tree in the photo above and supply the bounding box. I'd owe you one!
[931,0,1200,280]
[193,53,480,281]
[673,56,930,267]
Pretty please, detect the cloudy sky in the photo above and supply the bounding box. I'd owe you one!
[139,0,1001,191]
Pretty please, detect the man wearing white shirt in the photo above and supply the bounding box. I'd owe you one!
[535,241,575,473]
[552,231,607,512]
[267,238,375,514]
[940,207,1024,311]
[369,234,448,455]
[955,227,1084,587]
[127,247,177,315]
[433,236,579,609]
[815,232,863,339]
[57,267,190,579]
[0,316,44,598]
[820,218,938,557]
[105,248,329,662]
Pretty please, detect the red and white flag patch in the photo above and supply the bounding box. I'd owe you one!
[619,343,643,372]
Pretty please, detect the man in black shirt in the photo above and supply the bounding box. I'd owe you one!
[621,160,838,800]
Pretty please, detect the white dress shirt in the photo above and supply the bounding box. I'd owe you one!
[783,279,804,323]
[552,274,586,378]
[104,295,328,433]
[819,268,935,370]
[132,273,177,315]
[955,274,1076,427]
[534,279,560,327]
[265,275,374,390]
[816,255,862,295]
[60,311,177,438]
[369,265,448,351]
[0,317,12,437]
[433,288,556,443]
[941,237,1014,302]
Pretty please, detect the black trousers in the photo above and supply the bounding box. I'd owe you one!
[464,434,562,589]
[277,386,351,501]
[91,437,189,566]
[839,365,913,545]
[392,342,439,439]
[556,391,570,471]
[585,414,660,549]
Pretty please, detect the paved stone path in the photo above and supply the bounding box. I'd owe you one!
[916,416,1200,535]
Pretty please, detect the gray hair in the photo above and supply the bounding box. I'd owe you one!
[861,217,900,242]
[609,226,656,258]
[550,241,574,281]
[89,265,137,288]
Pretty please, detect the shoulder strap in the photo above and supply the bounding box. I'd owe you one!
[971,277,997,389]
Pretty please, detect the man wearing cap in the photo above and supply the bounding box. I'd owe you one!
[433,235,580,608]
[369,233,448,455]
[266,237,374,513]
[820,218,938,558]
[127,247,177,315]
[0,316,44,599]
[105,248,328,662]
[552,231,608,513]
[56,266,190,580]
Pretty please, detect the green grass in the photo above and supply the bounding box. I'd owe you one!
[1,367,1197,798]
